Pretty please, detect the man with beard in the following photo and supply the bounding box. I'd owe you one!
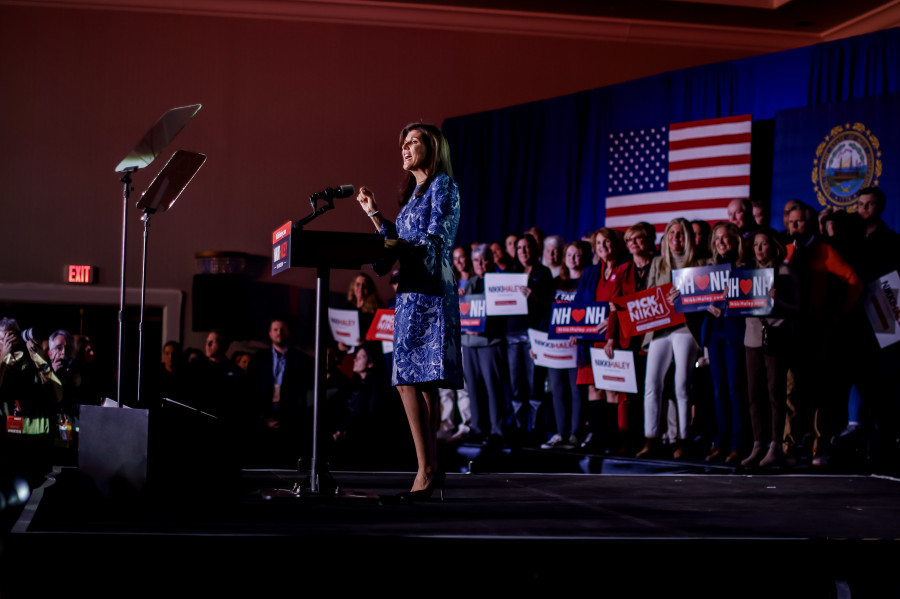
[845,188,900,465]
[856,187,900,283]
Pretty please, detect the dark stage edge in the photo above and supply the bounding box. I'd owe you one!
[4,467,900,597]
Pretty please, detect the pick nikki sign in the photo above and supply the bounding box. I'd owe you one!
[459,294,487,333]
[365,308,395,342]
[615,283,685,340]
[548,300,608,341]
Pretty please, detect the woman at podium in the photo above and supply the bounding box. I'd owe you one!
[356,123,462,500]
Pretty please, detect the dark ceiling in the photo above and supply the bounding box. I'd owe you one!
[367,0,897,33]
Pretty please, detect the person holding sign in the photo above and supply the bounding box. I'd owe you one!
[574,228,624,451]
[606,222,656,453]
[356,123,462,501]
[506,233,554,444]
[461,244,508,443]
[742,228,799,467]
[638,218,703,459]
[701,221,748,464]
[542,240,590,449]
[343,272,384,349]
[452,245,475,296]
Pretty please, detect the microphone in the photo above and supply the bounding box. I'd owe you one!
[311,185,354,200]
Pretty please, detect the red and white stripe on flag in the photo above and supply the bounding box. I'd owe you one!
[605,114,752,236]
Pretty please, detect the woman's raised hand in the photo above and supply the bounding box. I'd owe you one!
[357,186,377,215]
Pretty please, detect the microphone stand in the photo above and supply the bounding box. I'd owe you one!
[294,194,337,494]
[295,192,336,228]
[265,191,385,501]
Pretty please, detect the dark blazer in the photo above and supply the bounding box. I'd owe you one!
[250,346,314,427]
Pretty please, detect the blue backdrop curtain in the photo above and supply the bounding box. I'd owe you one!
[442,27,900,246]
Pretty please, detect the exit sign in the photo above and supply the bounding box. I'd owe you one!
[66,265,95,284]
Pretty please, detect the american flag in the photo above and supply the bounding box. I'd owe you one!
[604,114,752,235]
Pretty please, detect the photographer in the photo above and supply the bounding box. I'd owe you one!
[0,318,63,485]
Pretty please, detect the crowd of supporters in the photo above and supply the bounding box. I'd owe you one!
[446,190,900,470]
[3,189,900,484]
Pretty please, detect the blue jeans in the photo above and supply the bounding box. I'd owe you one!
[708,322,746,451]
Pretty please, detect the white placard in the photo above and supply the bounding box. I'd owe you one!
[327,308,361,346]
[589,348,638,393]
[484,273,529,316]
[864,270,900,348]
[528,329,577,369]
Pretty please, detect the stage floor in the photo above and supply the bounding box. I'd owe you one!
[4,466,900,596]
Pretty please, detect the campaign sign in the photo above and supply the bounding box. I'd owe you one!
[590,348,638,393]
[555,289,576,303]
[271,221,292,276]
[327,308,361,346]
[365,308,395,342]
[863,270,900,348]
[723,268,774,316]
[483,273,529,316]
[671,264,731,313]
[528,329,577,369]
[548,300,609,341]
[459,294,487,333]
[616,284,685,339]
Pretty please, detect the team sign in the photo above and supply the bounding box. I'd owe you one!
[555,289,576,303]
[327,308,361,346]
[365,308,395,342]
[548,300,608,341]
[723,268,774,316]
[528,329,577,369]
[459,294,487,333]
[615,284,685,339]
[589,348,638,394]
[483,273,529,316]
[671,264,731,313]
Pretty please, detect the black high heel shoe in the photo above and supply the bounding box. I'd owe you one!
[398,471,446,502]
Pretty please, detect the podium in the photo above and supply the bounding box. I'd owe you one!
[272,224,385,493]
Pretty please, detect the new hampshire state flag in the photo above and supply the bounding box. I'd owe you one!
[771,92,900,234]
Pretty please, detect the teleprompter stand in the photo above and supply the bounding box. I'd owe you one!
[134,150,206,405]
[271,192,384,497]
[113,103,202,407]
[79,106,202,503]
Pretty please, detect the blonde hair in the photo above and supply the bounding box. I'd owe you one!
[658,217,699,275]
[709,221,744,265]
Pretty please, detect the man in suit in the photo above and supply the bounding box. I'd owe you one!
[249,318,314,467]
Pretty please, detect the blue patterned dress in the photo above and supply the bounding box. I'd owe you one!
[377,174,463,389]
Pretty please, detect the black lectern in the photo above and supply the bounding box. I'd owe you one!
[272,223,384,494]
